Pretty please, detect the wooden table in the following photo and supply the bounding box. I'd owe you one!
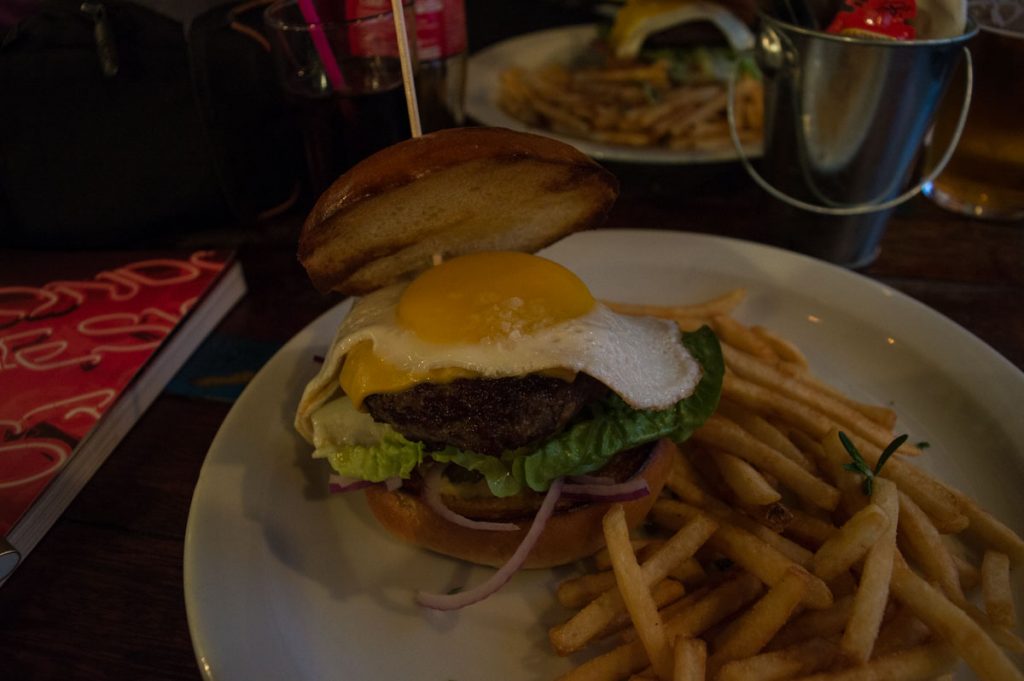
[1,1,1022,676]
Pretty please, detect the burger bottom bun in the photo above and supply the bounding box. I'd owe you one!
[362,439,674,569]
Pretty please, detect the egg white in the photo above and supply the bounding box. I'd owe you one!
[327,282,702,411]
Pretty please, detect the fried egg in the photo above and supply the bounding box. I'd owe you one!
[324,251,701,413]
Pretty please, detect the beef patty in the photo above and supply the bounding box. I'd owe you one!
[363,373,608,455]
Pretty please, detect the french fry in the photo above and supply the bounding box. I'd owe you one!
[694,415,840,511]
[988,624,1024,654]
[550,512,718,655]
[558,571,619,609]
[651,495,813,569]
[594,539,664,571]
[951,488,1024,565]
[786,427,828,470]
[982,550,1017,627]
[710,448,783,506]
[662,448,812,565]
[603,504,674,680]
[599,580,687,640]
[722,372,832,440]
[811,502,890,582]
[556,640,650,681]
[871,604,932,658]
[603,289,746,321]
[786,643,957,681]
[623,574,764,644]
[652,499,833,610]
[953,552,982,592]
[840,478,899,664]
[672,638,706,681]
[668,558,707,586]
[768,595,855,650]
[720,343,921,458]
[897,491,965,606]
[715,400,817,472]
[627,674,658,681]
[559,560,704,609]
[716,638,837,681]
[750,325,810,369]
[712,315,777,360]
[817,429,871,518]
[559,576,763,681]
[708,567,810,673]
[821,429,967,533]
[785,508,837,548]
[789,372,898,431]
[890,552,1024,681]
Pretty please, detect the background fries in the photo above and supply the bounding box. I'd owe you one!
[498,57,763,153]
[547,294,1024,681]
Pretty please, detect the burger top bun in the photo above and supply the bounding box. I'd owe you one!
[298,127,620,295]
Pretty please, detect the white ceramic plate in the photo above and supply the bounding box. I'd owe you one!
[465,25,764,164]
[184,230,1024,681]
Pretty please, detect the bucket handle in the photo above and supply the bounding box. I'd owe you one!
[727,46,974,216]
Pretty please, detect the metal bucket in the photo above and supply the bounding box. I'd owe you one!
[729,7,978,267]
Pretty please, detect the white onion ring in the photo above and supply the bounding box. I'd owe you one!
[415,478,565,610]
[421,466,519,532]
[562,477,650,502]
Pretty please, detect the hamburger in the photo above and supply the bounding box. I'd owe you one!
[293,127,723,608]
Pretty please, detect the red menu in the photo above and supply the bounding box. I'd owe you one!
[0,251,240,538]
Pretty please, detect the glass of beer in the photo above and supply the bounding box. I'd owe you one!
[923,0,1024,220]
[265,0,415,197]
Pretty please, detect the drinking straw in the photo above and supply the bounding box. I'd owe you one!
[296,0,346,91]
[390,0,423,137]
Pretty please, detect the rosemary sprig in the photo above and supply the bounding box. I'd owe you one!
[840,431,907,496]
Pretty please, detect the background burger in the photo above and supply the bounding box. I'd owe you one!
[293,127,723,608]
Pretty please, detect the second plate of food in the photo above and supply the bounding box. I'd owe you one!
[465,25,764,164]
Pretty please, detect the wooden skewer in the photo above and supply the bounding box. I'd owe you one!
[390,0,422,138]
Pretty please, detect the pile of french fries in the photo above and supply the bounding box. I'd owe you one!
[498,60,762,152]
[548,289,1023,681]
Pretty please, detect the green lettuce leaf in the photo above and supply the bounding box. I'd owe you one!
[520,325,723,491]
[321,326,723,496]
[324,430,424,481]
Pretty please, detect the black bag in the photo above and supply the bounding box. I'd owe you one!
[0,0,302,247]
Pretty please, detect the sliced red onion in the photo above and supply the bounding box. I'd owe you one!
[567,474,615,485]
[415,478,565,611]
[328,473,375,494]
[562,477,650,502]
[421,466,519,532]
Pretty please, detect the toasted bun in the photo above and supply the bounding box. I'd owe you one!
[362,439,674,569]
[298,127,619,295]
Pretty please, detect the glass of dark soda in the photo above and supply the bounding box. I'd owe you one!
[265,0,415,197]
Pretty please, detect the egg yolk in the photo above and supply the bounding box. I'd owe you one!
[396,251,596,344]
[338,252,591,408]
[609,0,695,52]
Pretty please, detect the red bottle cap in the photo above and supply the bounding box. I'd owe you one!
[826,0,917,40]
